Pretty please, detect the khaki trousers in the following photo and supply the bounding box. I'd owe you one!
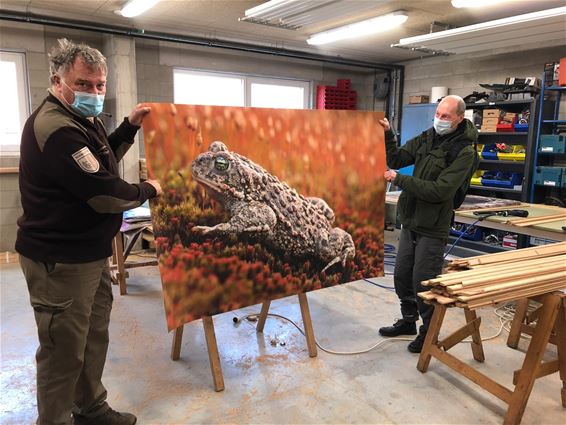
[20,255,113,425]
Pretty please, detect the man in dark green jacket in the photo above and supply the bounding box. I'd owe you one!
[378,95,478,353]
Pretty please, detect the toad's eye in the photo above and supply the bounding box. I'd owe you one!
[214,157,229,171]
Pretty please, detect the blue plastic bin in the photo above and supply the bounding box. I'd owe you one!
[539,135,566,154]
[450,224,483,241]
[534,167,564,187]
[481,143,498,160]
[481,171,523,188]
[514,123,529,132]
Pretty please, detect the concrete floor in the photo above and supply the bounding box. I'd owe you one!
[1,233,565,424]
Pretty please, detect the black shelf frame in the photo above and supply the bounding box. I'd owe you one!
[478,159,525,172]
[468,185,522,195]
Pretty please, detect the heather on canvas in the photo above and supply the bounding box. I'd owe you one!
[142,104,386,330]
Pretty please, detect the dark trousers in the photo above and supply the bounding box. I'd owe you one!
[393,227,446,335]
[20,255,113,425]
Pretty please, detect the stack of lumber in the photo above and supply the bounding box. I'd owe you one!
[419,242,566,309]
[505,211,566,227]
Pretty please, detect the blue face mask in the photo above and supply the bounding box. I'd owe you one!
[434,117,456,136]
[70,92,105,118]
[62,80,105,117]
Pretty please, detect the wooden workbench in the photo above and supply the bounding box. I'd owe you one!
[455,203,566,241]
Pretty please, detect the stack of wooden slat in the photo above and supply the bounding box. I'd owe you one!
[419,242,566,309]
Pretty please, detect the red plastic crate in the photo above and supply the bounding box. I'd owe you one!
[316,82,357,110]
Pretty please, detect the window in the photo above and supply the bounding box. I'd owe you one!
[248,77,310,109]
[173,69,310,109]
[174,70,245,107]
[0,51,30,154]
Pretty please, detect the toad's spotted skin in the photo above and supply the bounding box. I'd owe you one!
[191,141,355,272]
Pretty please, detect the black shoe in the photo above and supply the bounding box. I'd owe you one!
[407,334,426,353]
[74,408,137,425]
[378,319,417,337]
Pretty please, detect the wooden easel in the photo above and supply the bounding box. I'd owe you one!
[417,291,566,425]
[169,292,318,391]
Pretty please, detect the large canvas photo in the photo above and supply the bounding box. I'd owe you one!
[142,104,386,330]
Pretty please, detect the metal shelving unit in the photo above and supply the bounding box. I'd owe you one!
[530,73,566,205]
[466,97,539,202]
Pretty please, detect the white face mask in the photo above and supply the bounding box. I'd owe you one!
[434,117,456,136]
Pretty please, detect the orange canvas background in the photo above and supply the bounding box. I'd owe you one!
[142,103,386,330]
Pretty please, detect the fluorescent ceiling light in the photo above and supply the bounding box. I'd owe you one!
[307,10,408,45]
[120,0,160,18]
[451,0,509,7]
[396,6,566,49]
[245,0,297,18]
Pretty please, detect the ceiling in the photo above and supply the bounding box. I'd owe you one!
[1,0,565,63]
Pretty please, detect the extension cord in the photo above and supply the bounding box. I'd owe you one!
[233,300,536,356]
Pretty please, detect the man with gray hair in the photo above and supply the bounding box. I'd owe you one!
[377,95,478,353]
[17,38,161,425]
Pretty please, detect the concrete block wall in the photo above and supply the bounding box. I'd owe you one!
[401,45,566,106]
[0,174,20,252]
[136,40,378,106]
[4,20,563,252]
[135,40,378,156]
[0,21,47,252]
[0,23,110,252]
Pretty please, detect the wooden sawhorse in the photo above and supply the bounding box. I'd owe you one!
[110,224,157,295]
[417,291,565,425]
[169,292,317,392]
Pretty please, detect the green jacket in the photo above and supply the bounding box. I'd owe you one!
[386,119,478,239]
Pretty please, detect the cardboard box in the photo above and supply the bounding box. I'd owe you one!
[500,113,517,124]
[482,117,499,126]
[480,126,498,133]
[483,109,500,118]
[409,95,430,104]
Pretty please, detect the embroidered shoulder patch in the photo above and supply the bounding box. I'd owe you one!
[72,147,100,173]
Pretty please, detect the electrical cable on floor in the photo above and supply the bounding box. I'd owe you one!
[236,313,414,355]
[382,242,397,276]
[363,278,395,291]
[234,299,537,355]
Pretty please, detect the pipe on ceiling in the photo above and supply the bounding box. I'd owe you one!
[0,10,404,72]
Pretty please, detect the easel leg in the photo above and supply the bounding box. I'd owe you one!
[417,304,446,373]
[507,298,529,349]
[464,308,485,362]
[256,301,271,333]
[170,325,184,360]
[504,293,561,425]
[298,293,317,357]
[203,316,225,392]
[114,232,127,295]
[556,298,566,407]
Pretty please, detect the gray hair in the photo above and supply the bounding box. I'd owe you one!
[48,38,107,84]
[443,95,466,115]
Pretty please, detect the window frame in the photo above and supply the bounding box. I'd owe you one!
[173,68,312,109]
[0,50,31,156]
